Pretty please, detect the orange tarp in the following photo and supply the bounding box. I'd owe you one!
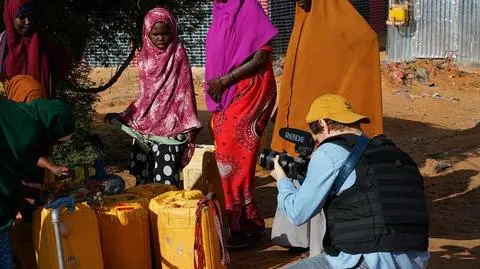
[271,0,383,155]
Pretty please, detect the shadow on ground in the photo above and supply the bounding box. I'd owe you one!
[229,229,300,269]
[383,117,480,166]
[426,169,480,241]
[429,245,480,269]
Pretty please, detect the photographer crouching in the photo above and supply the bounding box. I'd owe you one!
[269,94,430,269]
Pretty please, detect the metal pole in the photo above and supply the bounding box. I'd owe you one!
[51,208,66,269]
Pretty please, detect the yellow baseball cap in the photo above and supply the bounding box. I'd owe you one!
[306,94,370,124]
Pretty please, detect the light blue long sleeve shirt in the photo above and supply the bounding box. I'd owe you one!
[277,141,430,269]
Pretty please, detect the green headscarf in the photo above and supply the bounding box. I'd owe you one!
[0,98,75,232]
[21,98,76,140]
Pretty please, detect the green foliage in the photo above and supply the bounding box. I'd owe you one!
[0,0,209,168]
[52,61,99,168]
[35,0,209,65]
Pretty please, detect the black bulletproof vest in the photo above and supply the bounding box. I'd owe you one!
[322,134,429,256]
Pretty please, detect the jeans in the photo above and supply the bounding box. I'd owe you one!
[286,253,370,269]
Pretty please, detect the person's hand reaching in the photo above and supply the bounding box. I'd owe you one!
[49,164,70,178]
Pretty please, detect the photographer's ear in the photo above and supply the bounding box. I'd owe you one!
[319,119,330,136]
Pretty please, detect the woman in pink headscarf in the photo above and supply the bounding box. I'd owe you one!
[106,8,202,188]
[205,0,278,250]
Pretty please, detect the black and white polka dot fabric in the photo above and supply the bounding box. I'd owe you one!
[129,138,185,188]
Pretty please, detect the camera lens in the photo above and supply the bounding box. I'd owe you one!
[258,149,269,169]
[259,149,279,170]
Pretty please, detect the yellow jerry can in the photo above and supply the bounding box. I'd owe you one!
[96,194,151,269]
[180,145,226,213]
[149,190,227,269]
[33,203,104,269]
[182,145,215,190]
[201,151,226,213]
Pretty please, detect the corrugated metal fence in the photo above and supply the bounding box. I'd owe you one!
[387,0,480,64]
[458,0,480,64]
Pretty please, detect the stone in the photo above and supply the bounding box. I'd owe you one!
[425,159,451,174]
[415,68,429,81]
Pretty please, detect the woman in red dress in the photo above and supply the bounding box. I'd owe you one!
[205,0,278,250]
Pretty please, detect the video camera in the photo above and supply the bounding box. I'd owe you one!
[258,128,315,182]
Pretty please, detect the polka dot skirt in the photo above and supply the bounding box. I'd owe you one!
[129,138,185,188]
[0,232,13,269]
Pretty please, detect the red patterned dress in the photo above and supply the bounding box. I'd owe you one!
[211,46,276,233]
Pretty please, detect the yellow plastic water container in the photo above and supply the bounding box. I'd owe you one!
[202,151,226,212]
[71,166,96,184]
[182,145,215,190]
[180,145,226,212]
[33,203,104,269]
[149,190,227,269]
[126,183,178,200]
[387,5,408,25]
[96,194,151,269]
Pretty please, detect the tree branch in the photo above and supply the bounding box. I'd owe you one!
[76,42,139,93]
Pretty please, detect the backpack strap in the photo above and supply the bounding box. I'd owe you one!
[330,135,370,195]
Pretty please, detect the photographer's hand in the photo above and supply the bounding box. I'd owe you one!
[270,155,287,181]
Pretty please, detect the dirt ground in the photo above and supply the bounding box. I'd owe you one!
[91,56,480,268]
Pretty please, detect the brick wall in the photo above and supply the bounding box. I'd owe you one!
[84,32,133,67]
[368,0,386,35]
[369,0,388,49]
[269,0,296,60]
[350,0,369,22]
[177,2,213,67]
[85,0,386,67]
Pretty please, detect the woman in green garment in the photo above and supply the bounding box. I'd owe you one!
[0,98,75,268]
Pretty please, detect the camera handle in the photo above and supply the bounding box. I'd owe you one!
[329,136,370,196]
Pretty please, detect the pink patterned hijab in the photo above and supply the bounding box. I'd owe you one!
[122,8,202,137]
